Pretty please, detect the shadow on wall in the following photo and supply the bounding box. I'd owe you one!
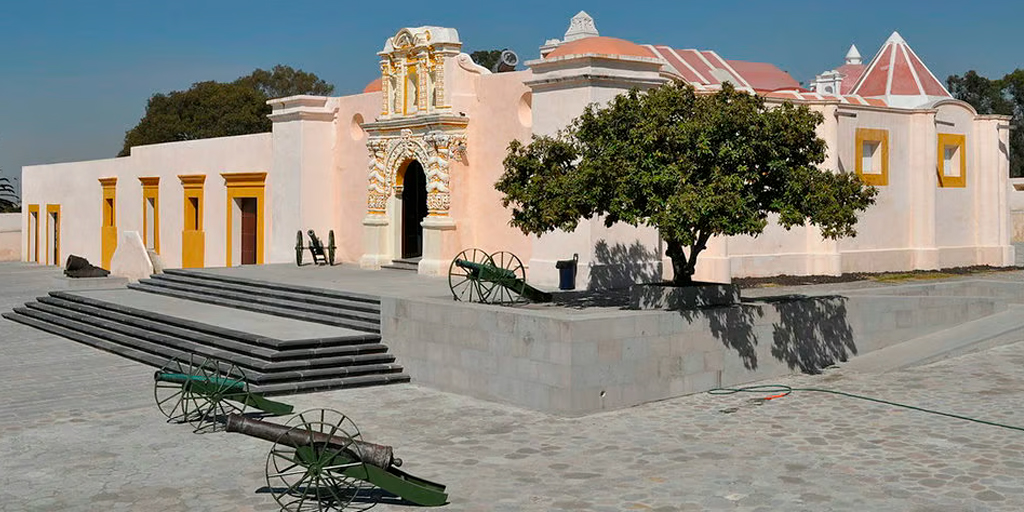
[589,239,661,290]
[762,295,857,374]
[674,295,855,373]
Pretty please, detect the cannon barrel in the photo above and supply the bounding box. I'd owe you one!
[225,414,401,468]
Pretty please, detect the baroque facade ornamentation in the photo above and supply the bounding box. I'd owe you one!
[364,130,466,216]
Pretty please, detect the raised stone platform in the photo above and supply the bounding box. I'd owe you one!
[114,264,1024,415]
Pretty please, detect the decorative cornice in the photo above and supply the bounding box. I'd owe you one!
[98,177,118,187]
[268,109,337,123]
[178,174,206,188]
[221,172,268,188]
[138,177,160,187]
[525,73,665,91]
[363,113,469,135]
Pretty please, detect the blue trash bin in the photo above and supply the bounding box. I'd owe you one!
[555,254,579,290]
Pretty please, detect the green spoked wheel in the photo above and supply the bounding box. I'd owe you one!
[267,409,376,512]
[154,355,204,424]
[485,251,527,305]
[189,358,249,434]
[448,248,494,303]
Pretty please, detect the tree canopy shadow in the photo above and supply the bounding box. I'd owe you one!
[759,294,857,374]
[589,239,661,290]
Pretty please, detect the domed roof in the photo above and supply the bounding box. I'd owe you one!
[363,77,382,93]
[546,36,654,59]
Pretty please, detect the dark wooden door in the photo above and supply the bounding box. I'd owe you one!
[240,198,257,265]
[401,161,427,259]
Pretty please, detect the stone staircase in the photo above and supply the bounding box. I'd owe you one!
[129,269,381,332]
[2,270,410,395]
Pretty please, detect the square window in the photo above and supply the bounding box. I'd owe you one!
[855,128,888,186]
[937,133,966,188]
[862,141,881,175]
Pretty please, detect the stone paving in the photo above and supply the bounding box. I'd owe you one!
[2,262,1024,511]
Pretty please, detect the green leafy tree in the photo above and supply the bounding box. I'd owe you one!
[233,64,335,99]
[496,82,878,284]
[470,49,514,72]
[947,69,1023,177]
[0,175,20,213]
[119,66,334,157]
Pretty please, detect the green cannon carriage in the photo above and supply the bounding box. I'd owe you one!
[447,248,552,305]
[227,409,448,511]
[153,355,293,433]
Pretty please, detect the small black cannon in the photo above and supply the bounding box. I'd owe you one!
[295,230,337,266]
[447,248,551,305]
[226,409,448,511]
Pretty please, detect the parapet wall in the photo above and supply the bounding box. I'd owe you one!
[381,283,1006,415]
[0,213,21,261]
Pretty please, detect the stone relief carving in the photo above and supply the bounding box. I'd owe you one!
[365,130,466,215]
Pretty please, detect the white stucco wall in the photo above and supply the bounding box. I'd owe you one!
[21,134,272,269]
[0,212,21,261]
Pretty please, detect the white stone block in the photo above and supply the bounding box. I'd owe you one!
[109,231,153,283]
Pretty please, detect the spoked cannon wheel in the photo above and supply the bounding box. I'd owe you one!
[485,251,528,305]
[186,358,250,434]
[448,248,494,302]
[154,355,204,424]
[267,409,376,512]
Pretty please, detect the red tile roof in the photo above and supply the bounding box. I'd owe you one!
[851,32,949,99]
[363,77,382,93]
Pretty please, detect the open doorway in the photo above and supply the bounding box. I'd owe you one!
[401,160,427,259]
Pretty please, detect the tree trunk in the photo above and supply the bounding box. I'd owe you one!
[665,239,694,285]
[665,233,711,286]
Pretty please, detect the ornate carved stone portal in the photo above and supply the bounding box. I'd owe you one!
[360,26,469,274]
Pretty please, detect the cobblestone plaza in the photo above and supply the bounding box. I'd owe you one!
[2,263,1023,511]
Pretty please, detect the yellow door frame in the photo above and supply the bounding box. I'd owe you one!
[99,177,118,269]
[46,204,61,266]
[27,204,39,263]
[179,174,206,268]
[222,172,267,266]
[139,177,160,253]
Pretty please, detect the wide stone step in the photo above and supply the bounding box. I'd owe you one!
[1,310,172,369]
[149,273,382,314]
[9,307,404,386]
[162,268,380,305]
[251,372,411,396]
[42,293,384,358]
[135,278,381,325]
[25,301,396,373]
[128,282,381,333]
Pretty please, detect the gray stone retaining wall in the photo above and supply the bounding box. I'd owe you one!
[381,287,1004,415]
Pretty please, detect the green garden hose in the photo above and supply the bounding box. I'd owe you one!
[709,384,1024,433]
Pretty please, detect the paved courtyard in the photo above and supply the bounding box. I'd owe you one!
[2,262,1024,511]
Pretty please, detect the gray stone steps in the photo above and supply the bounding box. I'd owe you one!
[2,309,409,395]
[9,306,402,383]
[4,280,411,395]
[38,294,385,360]
[129,281,381,333]
[162,268,380,304]
[841,304,1024,373]
[149,272,382,314]
[134,277,381,326]
[23,301,396,373]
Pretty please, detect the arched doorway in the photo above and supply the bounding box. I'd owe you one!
[400,160,428,259]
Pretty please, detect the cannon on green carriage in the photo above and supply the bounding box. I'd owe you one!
[154,355,294,434]
[226,409,448,511]
[447,248,552,305]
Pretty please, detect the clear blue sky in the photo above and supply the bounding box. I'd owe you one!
[2,0,1021,195]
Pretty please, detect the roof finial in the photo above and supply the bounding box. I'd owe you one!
[564,11,599,42]
[845,44,862,65]
[885,31,905,45]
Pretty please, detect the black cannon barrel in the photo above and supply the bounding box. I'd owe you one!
[225,414,400,468]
